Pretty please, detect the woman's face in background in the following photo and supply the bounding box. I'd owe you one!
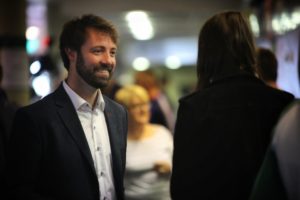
[128,95,151,125]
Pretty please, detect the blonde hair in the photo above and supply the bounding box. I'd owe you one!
[114,84,150,108]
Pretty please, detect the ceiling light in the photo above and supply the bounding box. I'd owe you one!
[126,11,154,40]
[165,56,181,69]
[132,57,150,71]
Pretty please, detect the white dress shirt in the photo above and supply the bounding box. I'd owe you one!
[63,81,116,200]
[125,124,173,200]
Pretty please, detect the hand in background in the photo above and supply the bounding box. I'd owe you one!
[154,161,171,175]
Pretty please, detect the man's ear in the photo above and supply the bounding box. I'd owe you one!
[65,48,77,61]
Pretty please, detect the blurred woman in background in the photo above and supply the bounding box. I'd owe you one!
[115,84,173,200]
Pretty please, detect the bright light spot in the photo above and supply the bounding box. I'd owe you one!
[281,13,296,30]
[30,60,41,75]
[272,18,282,34]
[249,14,260,37]
[272,10,300,35]
[32,72,51,97]
[132,57,150,71]
[126,11,147,21]
[26,26,40,40]
[165,56,181,69]
[291,11,300,25]
[126,11,154,40]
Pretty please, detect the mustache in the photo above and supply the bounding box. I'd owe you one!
[94,63,113,73]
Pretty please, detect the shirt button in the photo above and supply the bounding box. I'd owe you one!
[96,147,100,151]
[101,172,104,176]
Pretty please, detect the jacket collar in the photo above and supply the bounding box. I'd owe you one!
[53,84,96,175]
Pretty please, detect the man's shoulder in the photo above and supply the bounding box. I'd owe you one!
[18,89,60,115]
[103,95,125,111]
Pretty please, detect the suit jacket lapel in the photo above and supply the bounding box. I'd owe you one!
[103,97,123,186]
[54,85,96,174]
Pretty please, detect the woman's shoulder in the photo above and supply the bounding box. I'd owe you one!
[149,124,172,138]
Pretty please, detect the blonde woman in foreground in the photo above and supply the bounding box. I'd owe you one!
[115,84,173,200]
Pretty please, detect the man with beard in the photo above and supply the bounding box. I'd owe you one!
[6,14,128,200]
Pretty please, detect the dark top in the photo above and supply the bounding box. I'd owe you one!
[149,99,168,128]
[250,100,300,200]
[0,88,18,145]
[6,84,128,200]
[170,73,294,200]
[0,88,18,200]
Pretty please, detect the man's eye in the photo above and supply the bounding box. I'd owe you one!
[93,49,103,54]
[110,51,117,57]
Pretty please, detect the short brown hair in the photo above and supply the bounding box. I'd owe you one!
[59,14,118,70]
[256,47,278,82]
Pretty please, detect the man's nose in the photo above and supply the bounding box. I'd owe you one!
[101,52,114,65]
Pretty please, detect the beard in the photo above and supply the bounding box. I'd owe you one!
[76,52,114,89]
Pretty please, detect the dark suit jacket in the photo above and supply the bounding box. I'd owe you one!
[7,84,128,200]
[170,73,294,200]
[0,88,18,200]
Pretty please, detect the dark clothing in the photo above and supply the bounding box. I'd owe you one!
[250,100,300,200]
[249,147,288,200]
[0,88,18,200]
[0,89,18,146]
[7,84,128,200]
[170,73,294,200]
[150,99,168,128]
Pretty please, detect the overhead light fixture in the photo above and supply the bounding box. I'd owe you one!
[249,14,260,37]
[272,9,300,35]
[126,11,154,40]
[132,57,150,71]
[165,55,181,69]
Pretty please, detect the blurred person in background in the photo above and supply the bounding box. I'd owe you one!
[250,100,300,200]
[134,69,175,132]
[256,47,279,89]
[0,64,18,200]
[6,14,128,200]
[170,11,294,200]
[115,84,173,200]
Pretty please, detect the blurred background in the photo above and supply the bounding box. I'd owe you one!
[0,0,300,110]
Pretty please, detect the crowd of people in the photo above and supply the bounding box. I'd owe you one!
[0,10,298,200]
